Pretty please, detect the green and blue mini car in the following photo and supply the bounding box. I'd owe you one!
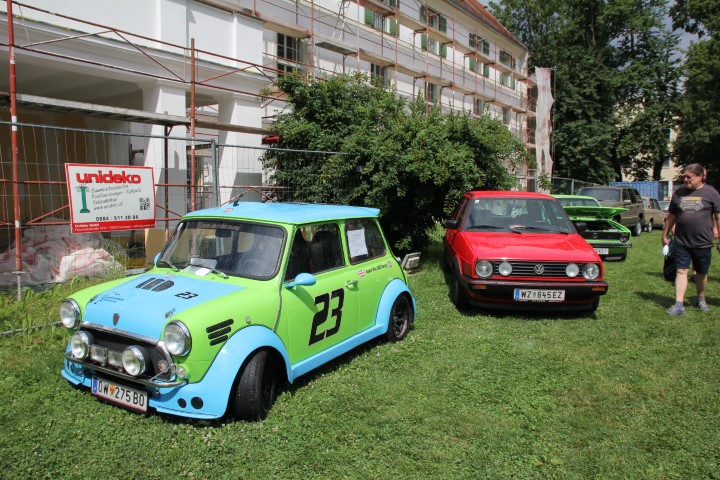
[553,195,632,261]
[61,202,415,420]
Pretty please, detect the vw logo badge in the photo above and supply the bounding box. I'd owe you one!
[592,233,599,239]
[534,264,545,275]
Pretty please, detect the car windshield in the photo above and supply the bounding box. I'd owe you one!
[577,188,620,202]
[158,220,285,279]
[556,197,600,207]
[463,197,575,233]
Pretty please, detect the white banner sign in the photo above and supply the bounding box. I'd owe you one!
[65,163,156,233]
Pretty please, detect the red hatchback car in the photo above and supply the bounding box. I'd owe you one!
[444,191,608,312]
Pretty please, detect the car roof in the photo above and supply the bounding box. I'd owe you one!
[467,190,554,199]
[552,194,599,200]
[183,202,381,224]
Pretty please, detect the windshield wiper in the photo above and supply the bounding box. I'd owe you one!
[509,225,550,232]
[465,224,504,231]
[157,258,179,271]
[189,257,228,279]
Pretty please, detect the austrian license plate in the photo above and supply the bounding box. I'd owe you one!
[594,248,609,255]
[514,289,565,302]
[92,376,148,412]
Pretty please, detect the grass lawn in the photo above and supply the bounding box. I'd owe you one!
[1,231,718,479]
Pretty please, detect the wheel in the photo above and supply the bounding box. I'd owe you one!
[450,274,468,308]
[232,350,277,421]
[645,220,653,233]
[632,220,642,237]
[385,295,412,341]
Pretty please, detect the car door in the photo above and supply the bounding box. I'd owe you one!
[280,223,359,365]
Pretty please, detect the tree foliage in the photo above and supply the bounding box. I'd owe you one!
[671,0,720,184]
[490,0,681,186]
[262,73,529,253]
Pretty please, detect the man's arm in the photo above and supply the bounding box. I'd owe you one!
[662,212,677,246]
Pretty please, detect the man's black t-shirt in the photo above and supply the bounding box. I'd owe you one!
[669,184,720,249]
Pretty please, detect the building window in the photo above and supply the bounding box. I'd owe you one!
[474,98,487,116]
[426,82,438,103]
[469,33,490,56]
[364,0,398,37]
[499,50,514,69]
[502,107,511,125]
[370,63,389,86]
[420,6,447,57]
[277,33,303,74]
[500,72,516,89]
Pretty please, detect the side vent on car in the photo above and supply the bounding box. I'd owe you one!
[207,319,234,346]
[137,278,175,292]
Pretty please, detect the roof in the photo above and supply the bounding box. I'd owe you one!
[467,190,553,199]
[447,0,526,50]
[184,202,381,224]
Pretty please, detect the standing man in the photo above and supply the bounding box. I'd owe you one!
[663,163,720,315]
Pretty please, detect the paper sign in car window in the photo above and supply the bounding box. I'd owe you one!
[347,228,368,257]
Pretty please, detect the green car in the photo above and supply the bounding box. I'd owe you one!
[61,202,415,421]
[553,195,632,261]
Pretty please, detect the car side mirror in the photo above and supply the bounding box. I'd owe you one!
[574,221,588,233]
[285,272,317,289]
[444,219,459,230]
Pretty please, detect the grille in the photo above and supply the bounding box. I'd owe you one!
[83,326,173,381]
[494,261,583,277]
[582,232,624,241]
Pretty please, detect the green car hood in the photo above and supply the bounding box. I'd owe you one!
[563,206,626,220]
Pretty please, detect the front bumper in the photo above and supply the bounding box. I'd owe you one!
[459,276,608,311]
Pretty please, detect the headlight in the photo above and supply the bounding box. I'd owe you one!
[60,300,81,329]
[566,263,579,278]
[620,233,630,242]
[163,321,191,356]
[70,331,93,359]
[475,260,493,278]
[583,263,600,280]
[498,261,512,276]
[122,346,148,376]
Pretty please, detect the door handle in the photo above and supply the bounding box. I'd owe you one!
[345,280,359,288]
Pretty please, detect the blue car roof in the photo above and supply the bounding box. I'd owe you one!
[183,202,381,224]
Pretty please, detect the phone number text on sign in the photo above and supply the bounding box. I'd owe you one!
[66,164,156,233]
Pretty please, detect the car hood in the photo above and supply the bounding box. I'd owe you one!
[82,273,245,339]
[563,206,626,220]
[463,232,600,262]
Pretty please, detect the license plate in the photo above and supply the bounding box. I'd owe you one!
[92,376,148,412]
[514,289,565,302]
[594,248,609,255]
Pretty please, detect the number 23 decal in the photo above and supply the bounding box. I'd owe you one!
[309,288,344,345]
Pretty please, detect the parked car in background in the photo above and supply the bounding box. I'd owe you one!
[61,202,415,421]
[554,195,632,261]
[444,191,608,312]
[575,185,646,237]
[642,197,666,232]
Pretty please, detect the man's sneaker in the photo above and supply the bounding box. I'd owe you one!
[697,298,710,313]
[667,303,685,316]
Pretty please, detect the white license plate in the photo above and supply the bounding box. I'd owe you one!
[594,248,609,255]
[514,289,565,302]
[92,376,148,412]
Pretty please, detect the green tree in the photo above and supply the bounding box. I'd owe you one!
[490,0,680,185]
[262,73,529,253]
[671,0,720,183]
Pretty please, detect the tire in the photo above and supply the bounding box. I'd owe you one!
[232,350,277,421]
[632,220,642,237]
[385,295,412,342]
[645,220,653,233]
[451,273,468,308]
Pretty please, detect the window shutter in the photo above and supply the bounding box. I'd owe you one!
[420,5,427,22]
[439,16,447,33]
[388,19,398,37]
[364,9,374,26]
[440,42,447,58]
[469,57,476,72]
[421,34,427,51]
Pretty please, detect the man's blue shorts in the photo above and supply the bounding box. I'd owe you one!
[674,243,713,275]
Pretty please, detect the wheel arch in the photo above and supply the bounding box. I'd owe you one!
[201,325,290,416]
[375,279,416,334]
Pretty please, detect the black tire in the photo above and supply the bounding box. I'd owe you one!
[451,273,468,308]
[632,220,642,237]
[232,350,277,421]
[645,220,653,233]
[385,295,412,342]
